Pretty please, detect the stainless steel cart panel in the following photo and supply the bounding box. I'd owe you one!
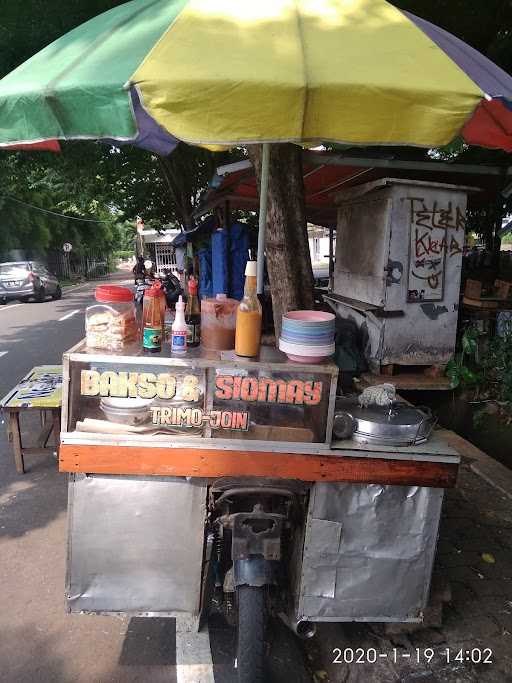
[298,482,443,622]
[66,474,207,614]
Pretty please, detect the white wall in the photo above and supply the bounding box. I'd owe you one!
[309,235,332,263]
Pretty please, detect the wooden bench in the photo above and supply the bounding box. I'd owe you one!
[1,366,62,474]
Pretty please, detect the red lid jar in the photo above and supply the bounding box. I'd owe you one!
[95,284,134,303]
[86,285,138,351]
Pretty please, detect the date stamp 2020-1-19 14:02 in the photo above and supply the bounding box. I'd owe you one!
[332,647,493,667]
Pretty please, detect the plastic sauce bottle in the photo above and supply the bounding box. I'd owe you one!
[171,295,188,354]
[143,281,166,353]
[235,261,262,357]
[185,277,201,348]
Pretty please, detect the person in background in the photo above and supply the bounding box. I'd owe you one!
[145,260,156,279]
[132,255,146,283]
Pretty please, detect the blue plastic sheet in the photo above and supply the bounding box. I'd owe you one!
[229,221,249,300]
[212,229,229,296]
[197,247,212,299]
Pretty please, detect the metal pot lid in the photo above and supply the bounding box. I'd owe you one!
[336,397,428,423]
[352,403,427,426]
[334,397,436,445]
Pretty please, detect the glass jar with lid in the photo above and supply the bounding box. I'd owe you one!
[85,285,138,351]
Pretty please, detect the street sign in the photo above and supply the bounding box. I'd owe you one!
[63,242,73,253]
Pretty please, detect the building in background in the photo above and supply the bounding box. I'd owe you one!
[139,225,181,275]
[308,224,334,285]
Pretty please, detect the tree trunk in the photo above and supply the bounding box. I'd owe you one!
[158,155,194,230]
[248,144,314,338]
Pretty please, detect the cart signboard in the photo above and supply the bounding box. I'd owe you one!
[65,345,338,446]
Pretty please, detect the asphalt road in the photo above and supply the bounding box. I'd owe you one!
[0,275,313,683]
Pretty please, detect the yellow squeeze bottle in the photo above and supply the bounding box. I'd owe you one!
[235,261,262,357]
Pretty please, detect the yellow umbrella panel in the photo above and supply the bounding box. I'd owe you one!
[132,0,484,148]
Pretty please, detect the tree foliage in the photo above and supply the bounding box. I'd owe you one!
[392,1,512,73]
[0,138,235,256]
[0,148,119,257]
[0,1,128,78]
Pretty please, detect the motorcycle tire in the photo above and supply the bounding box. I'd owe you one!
[236,586,266,683]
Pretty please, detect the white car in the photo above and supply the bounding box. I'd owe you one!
[0,261,62,303]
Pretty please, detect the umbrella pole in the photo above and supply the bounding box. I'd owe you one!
[256,143,270,295]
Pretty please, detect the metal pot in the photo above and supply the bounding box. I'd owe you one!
[333,398,437,446]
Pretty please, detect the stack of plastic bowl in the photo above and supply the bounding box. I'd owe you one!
[279,310,335,363]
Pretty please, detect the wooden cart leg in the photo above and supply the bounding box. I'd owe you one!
[8,412,24,474]
[52,410,61,454]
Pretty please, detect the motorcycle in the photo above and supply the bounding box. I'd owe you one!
[134,270,183,312]
[205,477,314,682]
[134,276,151,306]
[158,269,184,308]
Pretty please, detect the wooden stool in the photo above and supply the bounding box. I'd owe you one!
[1,366,62,474]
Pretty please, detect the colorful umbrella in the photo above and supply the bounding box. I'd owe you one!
[1,0,511,291]
[0,0,511,153]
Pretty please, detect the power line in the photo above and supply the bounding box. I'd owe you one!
[0,194,112,223]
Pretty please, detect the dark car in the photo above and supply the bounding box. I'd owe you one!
[0,261,62,304]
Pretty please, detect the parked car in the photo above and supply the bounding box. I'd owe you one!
[0,261,62,304]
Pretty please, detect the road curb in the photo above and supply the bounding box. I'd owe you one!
[441,429,512,500]
[62,273,132,295]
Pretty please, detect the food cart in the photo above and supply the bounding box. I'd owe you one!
[59,339,459,677]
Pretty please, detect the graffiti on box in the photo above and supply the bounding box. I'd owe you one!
[405,197,464,302]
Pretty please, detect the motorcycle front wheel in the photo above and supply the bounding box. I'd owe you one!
[236,585,267,683]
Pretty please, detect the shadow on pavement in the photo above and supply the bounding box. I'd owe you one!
[119,617,177,668]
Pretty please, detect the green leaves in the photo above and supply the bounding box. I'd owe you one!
[448,322,512,423]
[446,326,483,388]
[0,130,244,261]
[446,355,482,388]
[0,146,119,257]
[482,326,512,403]
[461,326,479,357]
